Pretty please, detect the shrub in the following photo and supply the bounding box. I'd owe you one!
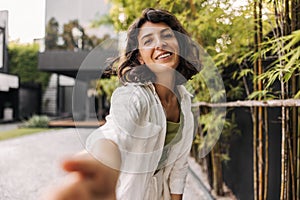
[24,115,50,128]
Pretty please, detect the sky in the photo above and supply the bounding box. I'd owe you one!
[0,0,247,45]
[0,0,112,44]
[0,0,45,43]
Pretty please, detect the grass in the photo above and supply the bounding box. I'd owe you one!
[0,128,51,141]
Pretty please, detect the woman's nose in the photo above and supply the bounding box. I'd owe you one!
[154,38,167,49]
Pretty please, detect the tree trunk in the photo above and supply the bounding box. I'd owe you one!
[290,1,299,199]
[253,1,258,199]
[211,144,224,196]
[297,74,300,200]
[280,89,287,200]
[284,0,291,35]
[264,108,269,200]
[257,1,264,199]
[288,135,296,200]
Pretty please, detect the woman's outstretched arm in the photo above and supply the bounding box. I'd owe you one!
[42,139,120,200]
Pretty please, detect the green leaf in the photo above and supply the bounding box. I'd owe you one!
[294,91,300,99]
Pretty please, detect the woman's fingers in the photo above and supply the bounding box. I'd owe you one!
[41,173,90,200]
[53,140,120,200]
[61,154,100,174]
[60,153,118,198]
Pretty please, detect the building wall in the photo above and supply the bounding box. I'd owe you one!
[42,74,58,115]
[19,83,41,119]
[0,10,8,73]
[0,88,18,121]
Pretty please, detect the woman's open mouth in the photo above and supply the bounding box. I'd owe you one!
[155,52,173,60]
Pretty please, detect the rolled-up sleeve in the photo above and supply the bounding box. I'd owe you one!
[168,147,190,194]
[86,85,146,151]
[85,85,165,199]
[168,91,194,194]
[86,85,163,173]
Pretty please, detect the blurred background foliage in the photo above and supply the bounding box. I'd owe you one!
[45,17,111,51]
[8,43,50,90]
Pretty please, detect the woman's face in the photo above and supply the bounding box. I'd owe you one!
[137,22,179,74]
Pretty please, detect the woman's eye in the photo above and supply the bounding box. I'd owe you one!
[163,33,173,38]
[144,39,152,45]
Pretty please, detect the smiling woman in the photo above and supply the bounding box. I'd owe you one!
[44,8,201,200]
[117,8,200,85]
[137,23,180,73]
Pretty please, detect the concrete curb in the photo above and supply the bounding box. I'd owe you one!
[188,157,215,200]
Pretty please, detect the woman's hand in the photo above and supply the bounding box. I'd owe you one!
[171,194,183,200]
[42,151,119,200]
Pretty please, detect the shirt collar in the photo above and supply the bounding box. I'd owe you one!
[176,85,194,98]
[124,82,193,98]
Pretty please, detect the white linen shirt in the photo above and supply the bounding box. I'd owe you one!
[86,83,195,200]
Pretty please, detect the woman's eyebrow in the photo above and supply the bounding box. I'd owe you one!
[160,28,172,34]
[140,27,172,41]
[140,33,153,41]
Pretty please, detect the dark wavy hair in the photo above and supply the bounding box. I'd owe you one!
[111,8,201,85]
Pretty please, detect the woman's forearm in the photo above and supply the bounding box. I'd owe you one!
[171,194,182,200]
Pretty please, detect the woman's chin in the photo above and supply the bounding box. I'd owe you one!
[147,63,177,73]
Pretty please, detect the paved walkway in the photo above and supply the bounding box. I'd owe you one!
[0,128,213,200]
[0,122,23,132]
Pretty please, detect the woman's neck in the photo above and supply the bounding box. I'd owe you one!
[154,71,176,101]
[154,72,180,123]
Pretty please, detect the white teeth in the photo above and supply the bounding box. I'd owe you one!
[157,53,171,59]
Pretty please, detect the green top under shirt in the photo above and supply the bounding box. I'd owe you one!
[155,112,183,173]
[165,119,181,145]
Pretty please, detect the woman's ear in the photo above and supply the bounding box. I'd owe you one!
[138,54,145,65]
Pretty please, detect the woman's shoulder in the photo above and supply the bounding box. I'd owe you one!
[113,83,143,93]
[112,83,152,100]
[114,82,151,90]
[111,83,154,109]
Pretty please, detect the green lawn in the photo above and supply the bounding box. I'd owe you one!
[0,128,51,141]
